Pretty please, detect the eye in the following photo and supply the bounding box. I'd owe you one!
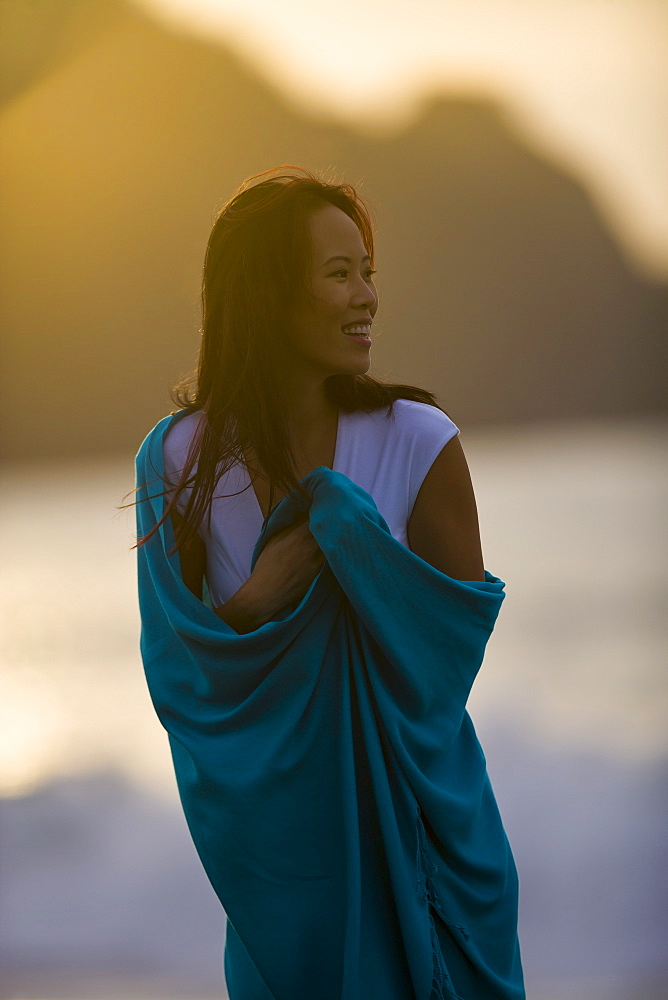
[331,268,377,279]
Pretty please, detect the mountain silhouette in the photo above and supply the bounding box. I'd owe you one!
[1,0,665,460]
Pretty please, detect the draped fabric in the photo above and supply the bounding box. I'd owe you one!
[135,412,525,1000]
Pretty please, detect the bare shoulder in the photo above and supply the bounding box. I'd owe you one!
[415,431,469,490]
[407,434,486,582]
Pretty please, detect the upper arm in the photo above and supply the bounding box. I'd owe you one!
[407,434,485,582]
[170,509,207,599]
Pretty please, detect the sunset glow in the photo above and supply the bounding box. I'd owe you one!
[134,0,668,279]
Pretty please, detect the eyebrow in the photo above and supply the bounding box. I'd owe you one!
[321,254,371,267]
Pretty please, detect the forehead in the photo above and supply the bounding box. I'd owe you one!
[307,203,365,258]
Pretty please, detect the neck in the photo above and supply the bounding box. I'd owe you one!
[278,370,338,455]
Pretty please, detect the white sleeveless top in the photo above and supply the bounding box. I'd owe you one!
[163,399,460,607]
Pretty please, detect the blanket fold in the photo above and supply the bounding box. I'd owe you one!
[135,411,525,1000]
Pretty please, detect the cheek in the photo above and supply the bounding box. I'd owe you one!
[289,288,344,348]
[311,282,345,315]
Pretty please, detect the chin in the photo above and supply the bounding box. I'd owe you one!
[335,359,371,377]
[342,351,372,376]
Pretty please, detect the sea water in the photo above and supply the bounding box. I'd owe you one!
[1,416,666,999]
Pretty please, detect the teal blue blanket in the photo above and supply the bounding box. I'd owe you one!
[135,412,525,1000]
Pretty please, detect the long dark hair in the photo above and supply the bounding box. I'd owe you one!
[135,165,450,551]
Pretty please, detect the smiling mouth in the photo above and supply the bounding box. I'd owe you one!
[341,324,372,336]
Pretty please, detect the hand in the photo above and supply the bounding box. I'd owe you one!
[247,516,325,621]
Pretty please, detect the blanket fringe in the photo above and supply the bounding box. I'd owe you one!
[416,806,464,1000]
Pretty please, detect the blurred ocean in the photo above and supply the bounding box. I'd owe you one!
[1,416,666,1000]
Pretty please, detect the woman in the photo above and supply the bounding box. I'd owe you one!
[134,166,525,999]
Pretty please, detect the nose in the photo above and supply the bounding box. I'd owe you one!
[351,272,378,312]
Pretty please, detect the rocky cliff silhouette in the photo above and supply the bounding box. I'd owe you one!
[1,0,665,459]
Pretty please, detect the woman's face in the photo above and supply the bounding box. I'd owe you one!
[286,203,378,378]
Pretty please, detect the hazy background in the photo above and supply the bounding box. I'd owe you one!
[1,0,666,997]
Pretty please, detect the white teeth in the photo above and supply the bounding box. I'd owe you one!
[343,325,370,335]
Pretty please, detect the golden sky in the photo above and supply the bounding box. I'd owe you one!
[134,0,668,280]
